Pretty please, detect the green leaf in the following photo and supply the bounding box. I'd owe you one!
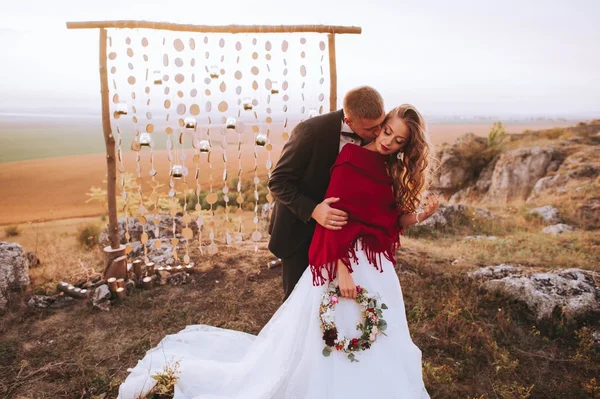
[381,303,388,310]
[322,347,332,357]
[348,353,360,362]
[379,319,388,331]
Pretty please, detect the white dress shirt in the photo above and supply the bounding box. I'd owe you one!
[339,120,361,152]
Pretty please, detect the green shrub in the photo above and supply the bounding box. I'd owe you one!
[77,223,102,248]
[4,225,20,237]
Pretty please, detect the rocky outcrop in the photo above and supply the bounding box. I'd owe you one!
[529,205,561,224]
[0,242,30,312]
[527,146,599,203]
[484,146,558,202]
[470,265,600,323]
[431,133,490,193]
[449,159,498,204]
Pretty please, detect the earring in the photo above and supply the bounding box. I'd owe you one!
[397,152,403,160]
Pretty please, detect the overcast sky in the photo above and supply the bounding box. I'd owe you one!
[0,0,598,117]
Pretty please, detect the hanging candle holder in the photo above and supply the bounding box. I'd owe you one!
[139,132,152,147]
[242,97,253,111]
[171,164,185,179]
[153,70,163,85]
[271,81,280,94]
[199,139,211,153]
[184,117,197,130]
[308,108,318,118]
[255,134,268,147]
[225,116,237,130]
[116,102,128,115]
[209,65,220,79]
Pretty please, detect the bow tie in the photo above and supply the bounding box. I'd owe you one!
[341,131,362,141]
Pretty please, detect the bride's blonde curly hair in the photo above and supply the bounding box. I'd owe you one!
[384,104,435,214]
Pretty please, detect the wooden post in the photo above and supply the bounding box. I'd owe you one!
[99,28,126,276]
[99,28,120,250]
[328,34,337,112]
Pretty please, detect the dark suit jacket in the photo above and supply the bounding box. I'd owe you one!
[268,110,344,258]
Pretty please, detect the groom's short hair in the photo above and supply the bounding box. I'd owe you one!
[343,86,385,121]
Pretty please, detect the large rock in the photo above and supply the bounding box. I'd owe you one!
[529,205,561,224]
[485,146,558,202]
[527,146,599,202]
[0,242,30,312]
[449,159,498,204]
[528,174,569,201]
[431,133,489,192]
[470,265,600,323]
[559,146,600,179]
[576,198,600,229]
[542,224,575,235]
[92,284,111,312]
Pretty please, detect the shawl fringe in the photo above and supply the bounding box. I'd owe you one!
[310,237,400,286]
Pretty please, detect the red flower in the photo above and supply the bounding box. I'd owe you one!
[356,285,363,293]
[352,338,358,345]
[323,328,338,347]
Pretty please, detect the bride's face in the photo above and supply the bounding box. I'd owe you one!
[375,117,410,155]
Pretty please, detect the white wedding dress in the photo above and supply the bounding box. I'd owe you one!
[118,241,430,399]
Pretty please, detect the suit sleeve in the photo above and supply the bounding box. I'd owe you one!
[268,122,318,223]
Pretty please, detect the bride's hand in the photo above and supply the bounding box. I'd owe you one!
[337,261,357,299]
[422,192,440,219]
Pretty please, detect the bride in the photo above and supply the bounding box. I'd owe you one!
[119,104,438,399]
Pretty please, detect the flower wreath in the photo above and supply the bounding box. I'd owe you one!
[319,283,388,362]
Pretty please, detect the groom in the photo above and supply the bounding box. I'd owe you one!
[268,86,386,300]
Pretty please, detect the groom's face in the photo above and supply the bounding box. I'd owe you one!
[346,113,386,141]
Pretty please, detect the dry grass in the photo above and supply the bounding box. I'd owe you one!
[0,217,106,294]
[405,204,600,272]
[0,215,599,398]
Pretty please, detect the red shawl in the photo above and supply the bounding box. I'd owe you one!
[309,144,404,286]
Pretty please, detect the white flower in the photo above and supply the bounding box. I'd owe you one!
[369,333,377,341]
[322,296,330,306]
[372,326,378,335]
[321,308,335,324]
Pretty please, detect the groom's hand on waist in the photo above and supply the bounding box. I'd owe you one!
[311,198,348,231]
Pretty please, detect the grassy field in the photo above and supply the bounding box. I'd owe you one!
[0,116,581,226]
[0,113,578,164]
[0,209,598,398]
